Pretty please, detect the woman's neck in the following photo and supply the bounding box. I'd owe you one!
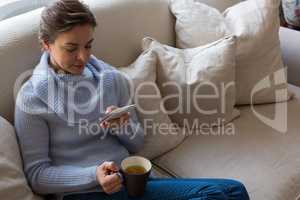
[48,56,70,74]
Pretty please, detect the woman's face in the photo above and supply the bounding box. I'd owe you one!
[43,24,94,75]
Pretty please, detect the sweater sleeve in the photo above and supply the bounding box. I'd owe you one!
[113,71,145,154]
[14,105,99,195]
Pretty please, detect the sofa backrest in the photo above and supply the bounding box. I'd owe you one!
[0,0,242,123]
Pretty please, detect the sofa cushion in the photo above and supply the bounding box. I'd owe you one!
[0,116,42,200]
[118,47,185,159]
[142,36,239,128]
[170,0,291,105]
[153,84,300,200]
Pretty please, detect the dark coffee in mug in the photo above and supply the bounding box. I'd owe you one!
[125,165,147,175]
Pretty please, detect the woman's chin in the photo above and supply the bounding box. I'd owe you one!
[71,66,85,75]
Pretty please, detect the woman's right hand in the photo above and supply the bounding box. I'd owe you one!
[96,161,123,194]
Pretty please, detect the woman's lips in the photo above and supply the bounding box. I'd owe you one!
[74,64,84,69]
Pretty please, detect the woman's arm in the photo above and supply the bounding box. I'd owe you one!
[113,71,145,154]
[14,105,99,195]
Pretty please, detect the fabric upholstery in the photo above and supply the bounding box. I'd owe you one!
[279,27,300,87]
[170,0,229,48]
[0,0,176,122]
[118,47,185,159]
[142,36,239,128]
[190,0,243,11]
[1,0,300,199]
[170,0,291,105]
[0,116,42,200]
[154,85,300,200]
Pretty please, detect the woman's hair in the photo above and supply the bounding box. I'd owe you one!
[39,0,97,44]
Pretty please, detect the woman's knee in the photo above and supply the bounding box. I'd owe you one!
[222,180,250,200]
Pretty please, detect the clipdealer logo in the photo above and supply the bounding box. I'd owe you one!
[250,68,289,133]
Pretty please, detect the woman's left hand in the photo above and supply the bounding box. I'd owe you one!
[100,105,130,129]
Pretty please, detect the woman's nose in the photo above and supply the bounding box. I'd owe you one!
[76,49,88,63]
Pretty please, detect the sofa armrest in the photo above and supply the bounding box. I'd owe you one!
[0,116,43,200]
[279,27,300,87]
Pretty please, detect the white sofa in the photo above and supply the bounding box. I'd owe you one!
[1,0,300,199]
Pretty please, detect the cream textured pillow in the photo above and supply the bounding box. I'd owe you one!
[170,0,229,48]
[170,0,291,105]
[142,36,239,129]
[118,48,185,159]
[0,117,42,200]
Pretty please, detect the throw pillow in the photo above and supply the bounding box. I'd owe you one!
[170,0,229,48]
[142,36,240,129]
[118,48,185,159]
[170,0,291,105]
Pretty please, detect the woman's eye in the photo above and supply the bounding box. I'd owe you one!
[85,45,92,49]
[65,48,77,53]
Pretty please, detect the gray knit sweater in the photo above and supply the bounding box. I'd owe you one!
[14,52,144,199]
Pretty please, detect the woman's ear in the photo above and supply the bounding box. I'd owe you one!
[41,40,50,52]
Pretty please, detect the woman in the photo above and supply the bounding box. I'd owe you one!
[15,0,250,200]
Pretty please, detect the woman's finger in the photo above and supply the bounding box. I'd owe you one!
[100,121,108,129]
[106,183,123,194]
[123,113,130,122]
[120,116,125,125]
[103,161,119,172]
[106,177,122,190]
[103,112,130,129]
[104,174,123,193]
[105,105,118,114]
[103,183,122,195]
[107,118,119,124]
[102,174,122,191]
[118,113,130,125]
[106,119,123,128]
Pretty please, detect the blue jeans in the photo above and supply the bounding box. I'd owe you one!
[63,178,250,200]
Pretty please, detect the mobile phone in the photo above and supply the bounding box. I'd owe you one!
[99,104,136,124]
